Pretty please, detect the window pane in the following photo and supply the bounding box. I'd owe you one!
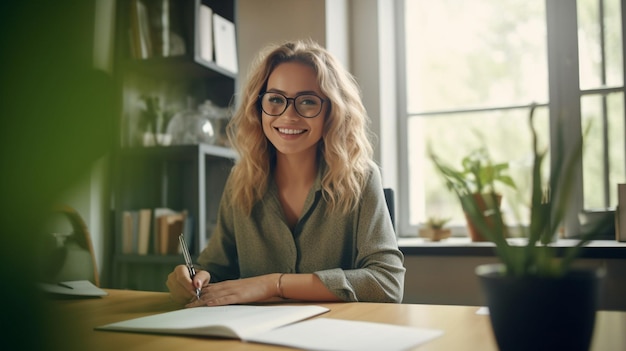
[581,93,626,209]
[405,0,548,113]
[604,0,624,86]
[578,0,624,89]
[408,107,549,227]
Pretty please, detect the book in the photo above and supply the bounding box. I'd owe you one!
[617,184,626,242]
[39,280,108,297]
[197,4,213,63]
[247,317,444,351]
[96,305,329,341]
[137,209,152,255]
[153,208,178,254]
[129,0,152,59]
[212,13,238,74]
[157,211,186,255]
[131,211,140,253]
[122,211,133,254]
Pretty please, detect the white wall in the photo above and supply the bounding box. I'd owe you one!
[349,0,398,210]
[403,256,499,306]
[404,256,626,310]
[237,0,327,84]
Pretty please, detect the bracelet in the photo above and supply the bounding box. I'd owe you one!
[277,273,285,298]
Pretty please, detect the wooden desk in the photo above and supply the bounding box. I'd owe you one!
[48,289,626,351]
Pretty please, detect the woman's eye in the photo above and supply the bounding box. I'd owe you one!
[268,95,285,104]
[299,96,319,106]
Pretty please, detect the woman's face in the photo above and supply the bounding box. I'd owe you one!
[261,62,327,159]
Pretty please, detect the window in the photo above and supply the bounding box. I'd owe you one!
[397,0,625,237]
[578,0,625,209]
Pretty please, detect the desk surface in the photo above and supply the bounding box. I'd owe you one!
[49,289,625,351]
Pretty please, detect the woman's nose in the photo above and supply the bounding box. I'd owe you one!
[282,101,300,119]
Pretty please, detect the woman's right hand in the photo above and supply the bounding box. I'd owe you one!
[166,264,211,305]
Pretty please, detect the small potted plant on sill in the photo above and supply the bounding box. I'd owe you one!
[419,216,452,241]
[432,104,607,351]
[428,145,516,242]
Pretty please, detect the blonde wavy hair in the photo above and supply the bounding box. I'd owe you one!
[227,40,375,215]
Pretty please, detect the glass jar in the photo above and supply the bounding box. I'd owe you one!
[166,100,215,145]
[198,100,230,146]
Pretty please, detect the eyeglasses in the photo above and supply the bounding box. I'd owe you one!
[259,92,326,118]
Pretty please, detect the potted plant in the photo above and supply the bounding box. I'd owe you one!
[138,95,174,146]
[428,146,516,241]
[432,105,606,351]
[419,216,451,241]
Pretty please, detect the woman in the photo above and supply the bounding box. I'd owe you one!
[167,40,405,306]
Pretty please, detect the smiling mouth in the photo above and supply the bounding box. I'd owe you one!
[277,127,307,135]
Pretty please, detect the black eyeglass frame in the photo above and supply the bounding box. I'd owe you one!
[258,92,327,119]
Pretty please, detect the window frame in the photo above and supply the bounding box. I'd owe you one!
[395,0,626,237]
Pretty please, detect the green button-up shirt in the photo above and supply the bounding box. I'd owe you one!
[198,164,405,303]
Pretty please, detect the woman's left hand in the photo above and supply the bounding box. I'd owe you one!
[186,273,281,307]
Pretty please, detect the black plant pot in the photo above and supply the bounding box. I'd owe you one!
[476,264,605,351]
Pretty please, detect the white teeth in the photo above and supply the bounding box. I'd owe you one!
[278,128,305,135]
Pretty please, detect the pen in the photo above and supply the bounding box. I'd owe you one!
[179,234,201,300]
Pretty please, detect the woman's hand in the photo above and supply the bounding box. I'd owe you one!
[185,273,281,307]
[166,264,211,305]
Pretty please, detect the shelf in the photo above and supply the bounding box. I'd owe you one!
[121,56,237,80]
[114,143,236,250]
[120,143,238,160]
[111,0,238,292]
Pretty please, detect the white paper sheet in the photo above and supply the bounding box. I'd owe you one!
[247,317,444,351]
[475,306,490,315]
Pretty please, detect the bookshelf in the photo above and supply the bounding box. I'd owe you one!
[111,0,238,291]
[112,145,236,291]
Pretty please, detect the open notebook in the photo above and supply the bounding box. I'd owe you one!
[96,305,443,351]
[96,305,329,340]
